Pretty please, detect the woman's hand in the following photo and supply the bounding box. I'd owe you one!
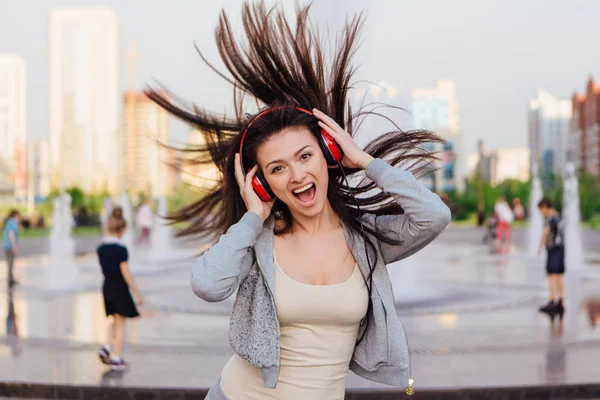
[313,108,374,169]
[234,153,275,222]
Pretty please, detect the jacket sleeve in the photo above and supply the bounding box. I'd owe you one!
[365,158,451,264]
[190,211,263,302]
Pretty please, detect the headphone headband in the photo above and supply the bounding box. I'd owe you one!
[238,106,314,173]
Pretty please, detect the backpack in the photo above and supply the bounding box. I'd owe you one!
[547,215,564,249]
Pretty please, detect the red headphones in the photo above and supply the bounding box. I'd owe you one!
[238,106,343,202]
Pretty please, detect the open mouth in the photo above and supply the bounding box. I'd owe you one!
[292,183,316,204]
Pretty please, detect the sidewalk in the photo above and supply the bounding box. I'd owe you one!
[2,227,600,398]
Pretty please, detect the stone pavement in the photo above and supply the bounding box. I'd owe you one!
[0,235,102,260]
[1,226,600,398]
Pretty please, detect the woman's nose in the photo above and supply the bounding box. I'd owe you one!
[289,166,307,183]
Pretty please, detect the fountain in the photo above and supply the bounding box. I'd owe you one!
[527,163,544,256]
[563,162,582,269]
[100,196,113,234]
[563,162,583,342]
[125,195,197,272]
[149,195,173,260]
[46,187,79,290]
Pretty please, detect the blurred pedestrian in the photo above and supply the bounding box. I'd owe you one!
[512,198,525,221]
[3,210,20,287]
[135,198,153,246]
[482,212,498,244]
[494,197,514,246]
[537,198,565,314]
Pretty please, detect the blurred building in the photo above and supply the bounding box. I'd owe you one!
[570,93,585,170]
[0,156,14,199]
[0,55,27,200]
[28,140,50,198]
[181,129,220,189]
[122,91,175,198]
[571,77,600,177]
[527,89,572,179]
[49,8,120,193]
[411,79,466,193]
[467,147,530,186]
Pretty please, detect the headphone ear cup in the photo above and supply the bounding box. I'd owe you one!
[251,173,275,202]
[318,129,344,166]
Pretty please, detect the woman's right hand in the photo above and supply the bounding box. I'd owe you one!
[234,153,275,222]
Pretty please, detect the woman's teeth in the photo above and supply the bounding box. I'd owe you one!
[293,183,314,194]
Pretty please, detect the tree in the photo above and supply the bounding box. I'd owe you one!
[579,169,600,221]
[66,186,85,209]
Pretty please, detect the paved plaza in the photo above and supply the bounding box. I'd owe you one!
[2,226,600,398]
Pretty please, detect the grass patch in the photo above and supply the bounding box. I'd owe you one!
[451,212,477,226]
[583,214,600,230]
[15,226,101,239]
[18,227,51,238]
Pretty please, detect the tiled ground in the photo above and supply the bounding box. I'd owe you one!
[1,226,600,398]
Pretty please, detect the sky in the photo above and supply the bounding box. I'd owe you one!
[1,0,600,155]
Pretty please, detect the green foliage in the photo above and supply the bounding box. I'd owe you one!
[44,186,104,215]
[446,167,599,223]
[579,169,600,221]
[167,182,206,214]
[448,175,530,220]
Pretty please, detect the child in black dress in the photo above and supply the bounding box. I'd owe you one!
[537,198,565,314]
[97,207,144,370]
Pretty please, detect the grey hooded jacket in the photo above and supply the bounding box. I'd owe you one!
[191,158,451,397]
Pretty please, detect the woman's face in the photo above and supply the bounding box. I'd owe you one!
[256,127,329,218]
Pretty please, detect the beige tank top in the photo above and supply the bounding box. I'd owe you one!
[220,251,368,400]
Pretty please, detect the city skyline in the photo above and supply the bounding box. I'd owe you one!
[2,0,600,156]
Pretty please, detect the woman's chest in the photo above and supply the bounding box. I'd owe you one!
[273,231,358,286]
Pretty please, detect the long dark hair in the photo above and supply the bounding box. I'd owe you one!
[146,2,441,271]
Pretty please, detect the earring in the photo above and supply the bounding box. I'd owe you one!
[274,209,283,218]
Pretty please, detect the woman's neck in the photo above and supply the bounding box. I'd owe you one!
[289,202,341,235]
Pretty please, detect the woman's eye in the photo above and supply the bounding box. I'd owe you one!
[271,166,282,173]
[300,153,311,160]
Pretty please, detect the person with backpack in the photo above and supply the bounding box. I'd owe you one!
[537,198,565,313]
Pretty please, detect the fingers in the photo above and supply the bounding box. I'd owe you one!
[313,108,342,132]
[317,120,338,138]
[234,153,245,189]
[245,165,259,191]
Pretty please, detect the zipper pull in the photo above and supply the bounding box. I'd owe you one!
[405,378,415,395]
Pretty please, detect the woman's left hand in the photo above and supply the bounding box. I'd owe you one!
[313,108,374,170]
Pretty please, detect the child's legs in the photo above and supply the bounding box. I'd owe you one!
[112,314,127,358]
[556,274,564,300]
[548,275,556,300]
[495,222,504,241]
[548,274,562,300]
[106,316,117,348]
[6,249,15,282]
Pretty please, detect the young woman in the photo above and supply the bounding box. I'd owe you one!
[147,2,450,399]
